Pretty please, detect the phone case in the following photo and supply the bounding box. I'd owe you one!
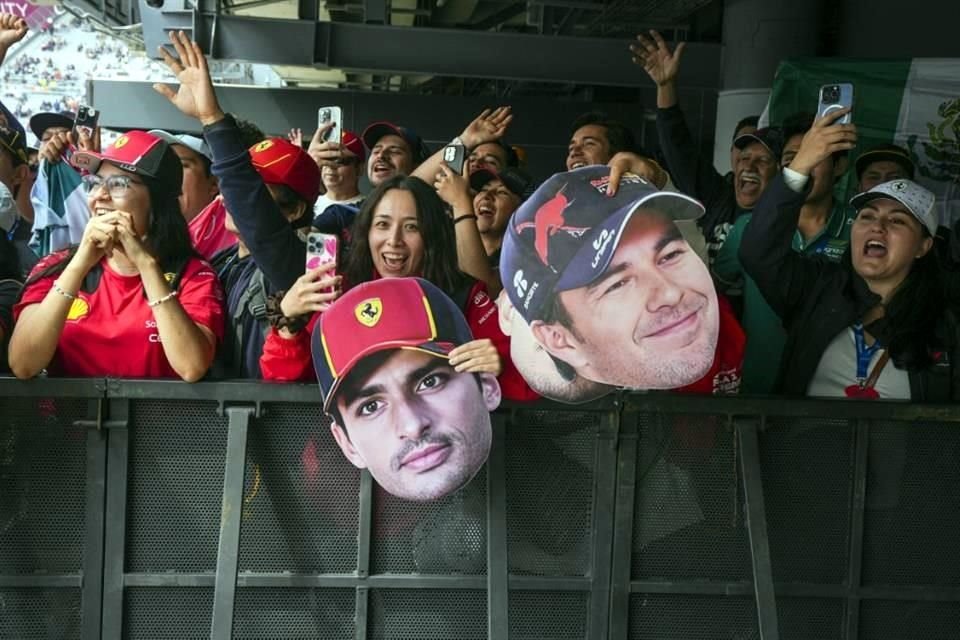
[443,144,466,174]
[318,106,342,143]
[306,232,338,271]
[74,105,99,138]
[817,83,854,124]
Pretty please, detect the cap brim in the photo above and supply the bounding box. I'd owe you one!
[469,168,498,191]
[29,113,74,140]
[555,191,705,292]
[70,149,106,175]
[855,151,915,178]
[361,122,401,150]
[733,133,772,155]
[147,129,212,161]
[321,340,454,413]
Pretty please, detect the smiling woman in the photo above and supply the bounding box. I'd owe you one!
[8,131,225,381]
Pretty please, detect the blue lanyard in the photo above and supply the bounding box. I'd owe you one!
[6,216,18,242]
[853,323,882,384]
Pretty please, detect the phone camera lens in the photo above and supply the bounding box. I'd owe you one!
[825,86,840,102]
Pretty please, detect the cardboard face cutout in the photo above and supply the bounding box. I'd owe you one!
[499,166,720,403]
[312,277,500,501]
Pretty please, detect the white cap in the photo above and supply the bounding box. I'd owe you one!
[147,129,213,162]
[850,179,937,236]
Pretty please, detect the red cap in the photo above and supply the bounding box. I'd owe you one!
[72,130,182,190]
[311,278,474,412]
[340,130,365,163]
[248,137,321,205]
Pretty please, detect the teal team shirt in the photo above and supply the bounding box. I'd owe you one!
[713,202,853,394]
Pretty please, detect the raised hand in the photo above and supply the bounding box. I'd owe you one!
[288,128,304,148]
[72,213,119,272]
[306,122,343,168]
[280,261,342,319]
[788,108,857,176]
[460,107,513,150]
[153,31,225,126]
[606,152,669,195]
[433,164,471,208]
[0,13,27,50]
[629,30,686,87]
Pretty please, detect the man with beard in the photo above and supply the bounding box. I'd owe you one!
[362,121,430,188]
[631,30,778,268]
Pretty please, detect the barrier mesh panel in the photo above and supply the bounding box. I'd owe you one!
[859,600,960,640]
[631,412,750,581]
[125,400,227,573]
[760,417,853,585]
[371,469,488,575]
[509,590,588,639]
[368,589,487,639]
[0,588,82,639]
[123,587,213,639]
[233,588,355,638]
[776,597,844,640]
[238,404,360,574]
[862,421,960,587]
[0,397,87,575]
[628,594,758,639]
[506,410,595,577]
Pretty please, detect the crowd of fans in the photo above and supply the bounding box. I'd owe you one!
[1,16,959,404]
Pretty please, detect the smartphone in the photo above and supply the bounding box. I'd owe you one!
[317,106,343,143]
[74,105,99,139]
[442,143,466,174]
[817,83,854,124]
[306,231,338,293]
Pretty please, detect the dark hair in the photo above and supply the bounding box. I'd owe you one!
[25,159,196,286]
[570,111,638,157]
[268,183,311,229]
[343,175,471,296]
[847,234,943,371]
[732,115,760,143]
[231,114,267,149]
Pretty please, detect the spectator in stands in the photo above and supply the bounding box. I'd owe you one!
[433,163,535,296]
[311,277,500,502]
[500,165,744,395]
[260,175,537,401]
[714,112,854,393]
[631,31,778,266]
[362,121,430,188]
[0,184,20,373]
[311,129,365,217]
[566,111,638,171]
[29,110,73,145]
[154,32,319,378]
[855,143,915,191]
[8,131,224,380]
[740,114,959,400]
[0,104,35,276]
[466,139,518,174]
[726,115,759,184]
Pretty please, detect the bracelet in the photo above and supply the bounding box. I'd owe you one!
[148,290,178,308]
[454,214,478,225]
[265,290,310,334]
[52,280,76,300]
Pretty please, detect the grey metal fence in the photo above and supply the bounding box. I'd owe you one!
[2,378,960,639]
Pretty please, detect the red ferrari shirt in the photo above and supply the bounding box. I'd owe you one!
[15,254,225,378]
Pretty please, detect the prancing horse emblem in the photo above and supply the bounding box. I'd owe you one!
[355,298,383,327]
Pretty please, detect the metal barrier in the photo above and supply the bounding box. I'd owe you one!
[2,378,960,639]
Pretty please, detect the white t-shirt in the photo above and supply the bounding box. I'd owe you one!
[807,328,911,399]
[313,193,364,218]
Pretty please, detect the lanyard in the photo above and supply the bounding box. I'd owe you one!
[853,323,882,385]
[6,216,18,242]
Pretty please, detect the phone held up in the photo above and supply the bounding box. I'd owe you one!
[318,106,343,143]
[74,105,99,139]
[442,143,466,174]
[306,231,338,293]
[817,83,854,125]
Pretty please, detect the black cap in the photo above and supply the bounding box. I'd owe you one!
[29,111,74,140]
[855,144,916,180]
[469,167,537,200]
[733,127,784,161]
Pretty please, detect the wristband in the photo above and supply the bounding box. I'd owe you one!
[454,214,478,225]
[52,280,76,300]
[148,290,178,308]
[266,290,310,334]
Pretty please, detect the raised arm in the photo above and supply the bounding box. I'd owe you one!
[412,107,513,182]
[0,14,27,67]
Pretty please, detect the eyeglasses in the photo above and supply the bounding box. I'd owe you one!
[82,174,145,198]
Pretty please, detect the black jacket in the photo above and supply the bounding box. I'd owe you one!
[656,105,744,265]
[739,174,960,401]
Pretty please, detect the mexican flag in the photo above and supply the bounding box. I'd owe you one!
[760,59,960,226]
[29,159,89,258]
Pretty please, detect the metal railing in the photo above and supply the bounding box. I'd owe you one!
[2,377,960,639]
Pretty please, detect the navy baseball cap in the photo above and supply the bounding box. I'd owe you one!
[29,111,75,140]
[469,166,537,200]
[0,101,28,166]
[499,165,705,324]
[361,121,431,164]
[733,126,784,161]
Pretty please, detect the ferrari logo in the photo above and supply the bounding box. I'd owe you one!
[114,136,129,149]
[254,140,274,153]
[355,298,382,327]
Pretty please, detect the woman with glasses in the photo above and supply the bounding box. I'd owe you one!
[8,131,225,381]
